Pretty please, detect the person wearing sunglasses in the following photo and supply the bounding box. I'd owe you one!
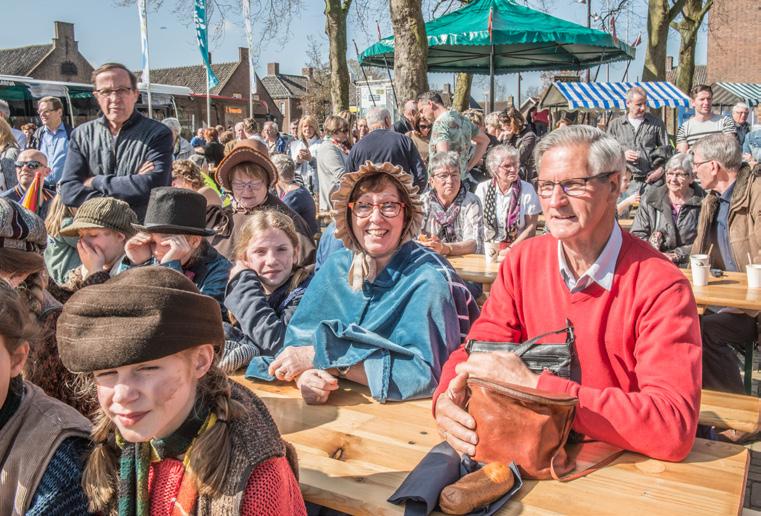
[406,112,434,167]
[434,125,701,463]
[246,161,479,405]
[0,149,55,218]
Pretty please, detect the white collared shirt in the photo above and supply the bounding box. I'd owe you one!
[558,223,623,293]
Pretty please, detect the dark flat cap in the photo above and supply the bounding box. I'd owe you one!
[57,266,224,373]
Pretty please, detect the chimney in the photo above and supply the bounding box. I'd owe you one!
[443,83,452,96]
[666,56,674,72]
[267,62,280,76]
[238,47,249,63]
[53,21,76,50]
[507,95,515,107]
[302,67,314,78]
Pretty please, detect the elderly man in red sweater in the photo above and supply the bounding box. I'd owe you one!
[434,125,702,462]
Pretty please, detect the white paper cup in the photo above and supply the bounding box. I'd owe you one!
[691,264,710,287]
[690,254,710,268]
[747,264,761,289]
[484,242,499,264]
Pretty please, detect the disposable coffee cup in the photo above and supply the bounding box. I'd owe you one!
[691,264,710,287]
[690,254,710,268]
[484,242,499,264]
[747,264,761,289]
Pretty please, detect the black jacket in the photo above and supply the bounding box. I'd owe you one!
[224,269,312,357]
[59,111,173,220]
[347,129,427,191]
[630,184,703,265]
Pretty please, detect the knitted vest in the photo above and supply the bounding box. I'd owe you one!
[195,382,295,515]
[0,381,91,515]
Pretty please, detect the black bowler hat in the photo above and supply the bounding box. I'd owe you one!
[133,187,216,236]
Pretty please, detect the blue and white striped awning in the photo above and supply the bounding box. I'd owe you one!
[713,83,761,107]
[541,81,691,110]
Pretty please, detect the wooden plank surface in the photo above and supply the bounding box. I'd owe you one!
[538,216,635,232]
[234,377,749,515]
[701,389,761,434]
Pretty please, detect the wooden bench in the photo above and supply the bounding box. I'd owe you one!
[700,389,761,434]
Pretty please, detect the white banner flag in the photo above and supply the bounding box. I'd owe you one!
[137,0,153,116]
[137,0,150,85]
[240,0,256,99]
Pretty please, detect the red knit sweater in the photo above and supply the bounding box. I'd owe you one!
[434,232,702,461]
[147,456,306,515]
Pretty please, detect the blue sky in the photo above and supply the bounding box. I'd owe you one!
[0,0,707,102]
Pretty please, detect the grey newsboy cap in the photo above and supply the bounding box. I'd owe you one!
[59,197,138,237]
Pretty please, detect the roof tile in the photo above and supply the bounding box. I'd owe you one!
[0,44,53,77]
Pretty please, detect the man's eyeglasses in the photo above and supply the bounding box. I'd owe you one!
[692,159,713,169]
[231,180,265,191]
[94,87,134,98]
[536,171,618,198]
[15,160,43,170]
[348,201,405,218]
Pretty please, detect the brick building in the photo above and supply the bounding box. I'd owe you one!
[0,21,93,83]
[261,63,309,131]
[149,47,282,132]
[707,0,761,83]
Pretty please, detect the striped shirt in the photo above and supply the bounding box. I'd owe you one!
[676,115,735,149]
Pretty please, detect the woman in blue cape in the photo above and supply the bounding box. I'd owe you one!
[246,161,480,403]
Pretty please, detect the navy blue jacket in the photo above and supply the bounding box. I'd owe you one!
[59,111,173,220]
[347,129,427,191]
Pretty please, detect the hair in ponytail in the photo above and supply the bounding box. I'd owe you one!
[186,363,244,496]
[82,405,120,513]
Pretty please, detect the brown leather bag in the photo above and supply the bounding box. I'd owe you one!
[467,377,578,480]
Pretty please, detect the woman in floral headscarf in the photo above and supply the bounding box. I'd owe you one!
[475,144,541,260]
[420,151,483,256]
[246,162,480,404]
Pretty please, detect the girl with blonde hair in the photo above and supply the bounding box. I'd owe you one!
[219,209,313,373]
[288,115,320,194]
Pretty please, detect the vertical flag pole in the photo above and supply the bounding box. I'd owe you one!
[488,6,495,112]
[137,0,152,118]
[241,0,256,118]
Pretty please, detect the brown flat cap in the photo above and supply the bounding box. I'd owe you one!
[215,139,278,191]
[56,266,224,373]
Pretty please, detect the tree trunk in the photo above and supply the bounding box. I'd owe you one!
[325,0,351,112]
[452,73,472,112]
[389,0,429,105]
[642,0,687,81]
[672,0,712,93]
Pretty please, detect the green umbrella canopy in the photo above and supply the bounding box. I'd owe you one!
[359,0,634,74]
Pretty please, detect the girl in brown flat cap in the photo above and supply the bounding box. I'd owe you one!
[57,266,305,516]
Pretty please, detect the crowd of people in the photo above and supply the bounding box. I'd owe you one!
[0,60,760,514]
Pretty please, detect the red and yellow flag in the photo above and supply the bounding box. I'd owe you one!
[20,171,44,214]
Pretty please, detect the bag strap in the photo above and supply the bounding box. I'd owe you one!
[549,440,625,482]
[510,319,574,357]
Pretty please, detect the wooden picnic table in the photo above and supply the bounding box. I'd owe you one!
[449,255,761,313]
[234,376,748,515]
[537,215,635,232]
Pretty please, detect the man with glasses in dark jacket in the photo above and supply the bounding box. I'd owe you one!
[59,63,172,221]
